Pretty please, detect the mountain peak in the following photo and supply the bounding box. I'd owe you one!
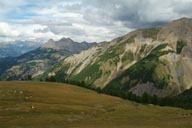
[166,17,192,27]
[59,37,73,42]
[173,17,192,22]
[42,37,75,50]
[47,39,54,42]
[42,37,95,52]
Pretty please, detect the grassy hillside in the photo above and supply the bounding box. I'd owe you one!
[105,43,173,93]
[0,38,95,80]
[0,81,192,128]
[38,18,192,98]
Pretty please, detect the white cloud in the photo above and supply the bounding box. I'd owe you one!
[0,22,63,42]
[1,0,192,43]
[0,22,19,37]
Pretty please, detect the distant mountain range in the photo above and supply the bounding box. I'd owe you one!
[0,38,96,80]
[0,40,42,58]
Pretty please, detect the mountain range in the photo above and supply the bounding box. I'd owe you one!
[0,40,42,58]
[0,38,95,80]
[38,18,192,97]
[1,18,192,98]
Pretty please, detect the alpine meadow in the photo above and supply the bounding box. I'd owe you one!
[0,0,192,128]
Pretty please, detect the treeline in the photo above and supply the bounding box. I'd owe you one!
[99,89,192,109]
[44,76,192,109]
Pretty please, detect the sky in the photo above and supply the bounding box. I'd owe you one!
[0,0,192,43]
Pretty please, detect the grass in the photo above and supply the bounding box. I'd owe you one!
[105,43,173,91]
[121,35,136,44]
[142,27,161,40]
[0,81,192,128]
[99,39,125,63]
[70,63,102,85]
[121,50,134,63]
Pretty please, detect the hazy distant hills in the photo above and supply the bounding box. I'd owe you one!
[0,38,96,80]
[40,18,192,97]
[0,40,42,58]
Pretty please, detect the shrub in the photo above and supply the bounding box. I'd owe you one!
[176,40,186,54]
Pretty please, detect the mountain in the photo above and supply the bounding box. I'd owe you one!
[42,38,94,52]
[40,18,192,97]
[0,38,96,80]
[0,40,42,58]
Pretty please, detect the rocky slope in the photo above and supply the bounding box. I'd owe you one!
[0,38,95,80]
[43,38,94,52]
[41,18,192,97]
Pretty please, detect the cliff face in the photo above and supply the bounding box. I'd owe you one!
[42,38,95,52]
